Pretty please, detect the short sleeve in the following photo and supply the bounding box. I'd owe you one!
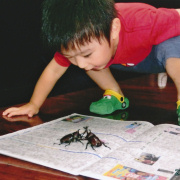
[54,52,71,67]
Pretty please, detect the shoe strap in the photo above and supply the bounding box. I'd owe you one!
[177,100,180,109]
[104,90,124,103]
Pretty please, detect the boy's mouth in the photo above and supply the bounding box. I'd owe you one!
[85,65,105,71]
[93,65,106,70]
[92,67,101,70]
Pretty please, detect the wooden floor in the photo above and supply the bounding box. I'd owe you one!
[0,73,179,180]
[0,73,179,135]
[38,73,179,126]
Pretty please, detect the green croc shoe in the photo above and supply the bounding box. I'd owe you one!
[176,100,180,125]
[90,90,129,115]
[101,111,129,121]
[177,106,180,117]
[177,100,180,116]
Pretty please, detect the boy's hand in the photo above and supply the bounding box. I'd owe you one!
[2,102,39,118]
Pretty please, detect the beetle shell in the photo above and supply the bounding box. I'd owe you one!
[60,134,74,144]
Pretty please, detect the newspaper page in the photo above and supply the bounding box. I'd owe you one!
[81,124,180,179]
[0,113,153,176]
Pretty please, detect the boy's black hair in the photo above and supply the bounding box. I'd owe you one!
[42,0,117,52]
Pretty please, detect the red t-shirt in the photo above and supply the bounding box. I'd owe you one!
[54,3,180,67]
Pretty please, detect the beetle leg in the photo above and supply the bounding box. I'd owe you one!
[85,142,90,149]
[77,139,84,145]
[91,145,96,151]
[53,142,59,145]
[65,142,71,147]
[102,142,111,149]
[82,126,89,136]
[56,139,62,144]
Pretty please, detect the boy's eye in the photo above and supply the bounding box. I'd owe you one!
[84,53,91,58]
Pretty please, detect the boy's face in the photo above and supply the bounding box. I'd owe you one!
[61,37,117,71]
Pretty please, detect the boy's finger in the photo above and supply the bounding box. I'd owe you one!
[7,110,26,117]
[2,107,19,115]
[28,113,33,117]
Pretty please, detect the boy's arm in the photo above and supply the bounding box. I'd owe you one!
[30,58,68,109]
[3,58,68,117]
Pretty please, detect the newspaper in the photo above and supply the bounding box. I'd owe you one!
[0,113,180,179]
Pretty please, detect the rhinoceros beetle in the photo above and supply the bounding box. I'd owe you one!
[54,129,83,147]
[55,127,110,150]
[82,126,111,150]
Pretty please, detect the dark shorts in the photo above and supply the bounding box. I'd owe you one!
[111,35,180,74]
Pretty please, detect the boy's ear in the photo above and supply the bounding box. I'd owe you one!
[111,18,121,40]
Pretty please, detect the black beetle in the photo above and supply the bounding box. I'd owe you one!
[54,129,83,147]
[83,127,111,150]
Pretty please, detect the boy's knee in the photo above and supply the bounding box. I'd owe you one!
[166,57,180,79]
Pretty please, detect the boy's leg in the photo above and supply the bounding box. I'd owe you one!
[86,68,123,95]
[112,35,180,118]
[166,58,180,99]
[166,58,180,116]
[155,36,180,120]
[86,68,129,115]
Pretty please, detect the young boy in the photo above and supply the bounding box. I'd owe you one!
[3,0,180,118]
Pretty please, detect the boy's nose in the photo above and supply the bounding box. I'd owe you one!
[76,57,87,69]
